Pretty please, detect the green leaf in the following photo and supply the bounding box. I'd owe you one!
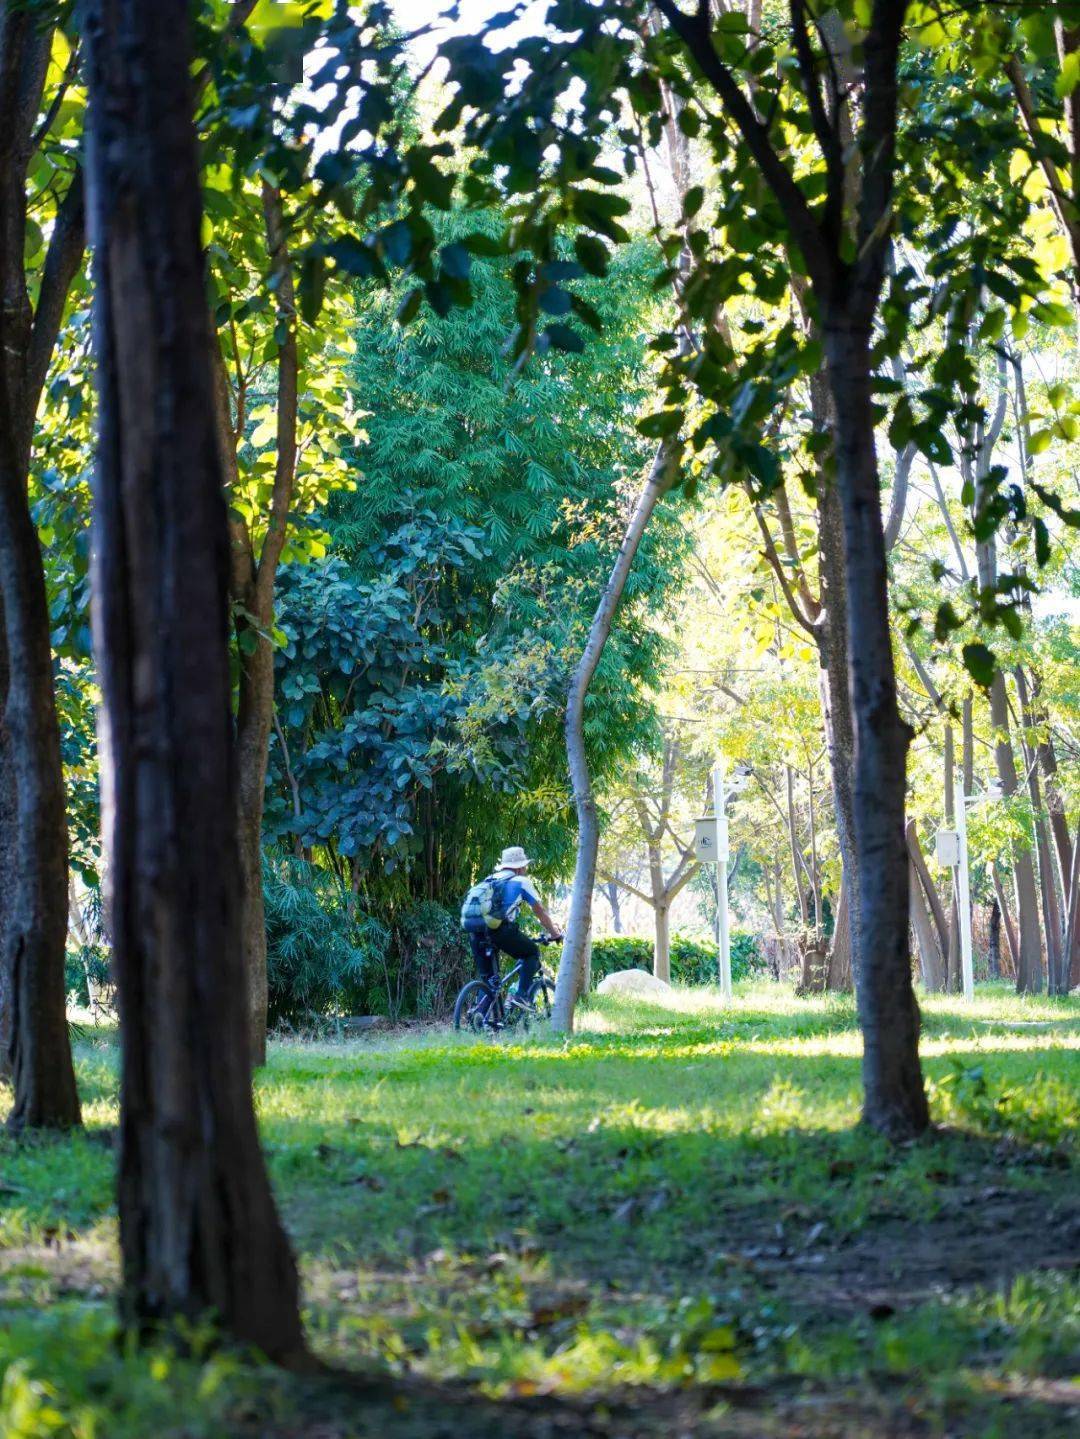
[440,243,471,280]
[683,185,705,219]
[1034,517,1050,567]
[1056,51,1080,99]
[1028,428,1052,455]
[396,287,423,327]
[543,323,585,354]
[934,601,961,642]
[299,252,325,326]
[962,642,996,689]
[637,408,684,439]
[574,233,610,276]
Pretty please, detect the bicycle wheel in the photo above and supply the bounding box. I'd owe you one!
[527,977,554,1023]
[454,980,496,1033]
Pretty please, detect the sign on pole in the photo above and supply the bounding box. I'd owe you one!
[694,815,728,863]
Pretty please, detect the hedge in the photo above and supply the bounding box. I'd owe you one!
[589,932,762,987]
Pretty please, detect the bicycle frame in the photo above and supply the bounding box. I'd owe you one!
[473,939,555,1027]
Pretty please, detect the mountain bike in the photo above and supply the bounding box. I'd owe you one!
[453,935,559,1033]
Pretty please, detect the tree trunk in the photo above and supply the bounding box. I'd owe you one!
[0,616,14,1081]
[83,0,304,1359]
[825,876,853,990]
[653,899,671,983]
[0,500,79,1131]
[576,932,592,1000]
[0,5,82,1132]
[987,673,1044,993]
[599,879,623,933]
[943,723,961,993]
[811,372,861,987]
[905,818,949,977]
[908,857,945,992]
[551,444,677,1033]
[987,897,1001,980]
[785,763,810,928]
[1017,669,1068,994]
[1063,833,1080,992]
[823,318,927,1139]
[992,865,1020,977]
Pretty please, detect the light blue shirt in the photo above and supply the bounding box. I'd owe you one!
[495,868,539,923]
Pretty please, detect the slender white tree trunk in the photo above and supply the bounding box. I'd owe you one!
[550,445,678,1032]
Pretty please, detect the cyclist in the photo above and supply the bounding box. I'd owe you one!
[462,846,562,1015]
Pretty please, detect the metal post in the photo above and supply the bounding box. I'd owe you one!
[713,756,731,999]
[955,792,974,1001]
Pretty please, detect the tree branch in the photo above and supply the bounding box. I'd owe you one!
[850,0,906,319]
[27,168,84,414]
[789,0,845,247]
[651,0,834,291]
[252,183,298,620]
[750,500,818,636]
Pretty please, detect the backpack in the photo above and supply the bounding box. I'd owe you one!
[460,873,508,932]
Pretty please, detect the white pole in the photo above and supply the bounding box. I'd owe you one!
[713,756,731,999]
[955,793,974,1001]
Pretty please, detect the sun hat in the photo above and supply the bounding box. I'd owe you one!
[499,845,530,870]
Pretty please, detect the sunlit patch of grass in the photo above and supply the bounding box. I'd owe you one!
[1,980,1077,1433]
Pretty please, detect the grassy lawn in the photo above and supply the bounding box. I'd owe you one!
[1,982,1077,1436]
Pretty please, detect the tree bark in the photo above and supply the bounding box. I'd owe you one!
[0,609,14,1080]
[823,318,927,1139]
[815,456,860,986]
[551,443,677,1033]
[905,818,949,971]
[653,897,671,983]
[0,5,82,1132]
[987,897,1001,980]
[213,186,298,1068]
[599,879,623,933]
[1017,669,1069,994]
[987,674,1043,992]
[825,875,853,990]
[908,857,944,992]
[83,0,304,1359]
[992,865,1020,978]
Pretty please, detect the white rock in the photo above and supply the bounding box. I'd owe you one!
[596,968,671,997]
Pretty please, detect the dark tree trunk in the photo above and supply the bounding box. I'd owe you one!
[0,6,81,1132]
[0,615,14,1081]
[82,0,304,1360]
[823,318,927,1139]
[0,455,80,1131]
[810,373,861,989]
[992,865,1020,978]
[987,898,1001,980]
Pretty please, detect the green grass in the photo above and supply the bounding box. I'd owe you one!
[1,982,1077,1436]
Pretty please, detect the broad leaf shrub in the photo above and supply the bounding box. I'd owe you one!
[589,933,763,987]
[63,944,111,1008]
[376,901,473,1021]
[264,859,471,1024]
[264,856,388,1028]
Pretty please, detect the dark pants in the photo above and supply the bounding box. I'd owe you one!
[469,923,540,1005]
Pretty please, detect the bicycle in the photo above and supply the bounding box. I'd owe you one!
[453,935,559,1034]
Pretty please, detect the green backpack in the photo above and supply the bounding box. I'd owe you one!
[460,873,508,933]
